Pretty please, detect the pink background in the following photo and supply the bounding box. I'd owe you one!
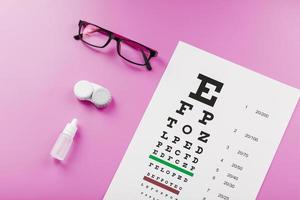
[0,0,299,199]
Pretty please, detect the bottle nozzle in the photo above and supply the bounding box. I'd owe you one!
[71,118,78,126]
[63,118,78,138]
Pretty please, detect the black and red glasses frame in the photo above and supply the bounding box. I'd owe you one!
[74,20,158,70]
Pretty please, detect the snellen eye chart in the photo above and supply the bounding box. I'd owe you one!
[104,42,299,200]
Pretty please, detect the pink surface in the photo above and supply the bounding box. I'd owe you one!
[0,0,299,199]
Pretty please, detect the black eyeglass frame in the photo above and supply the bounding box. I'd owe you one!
[74,20,158,70]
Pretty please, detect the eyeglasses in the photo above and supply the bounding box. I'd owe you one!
[74,20,158,71]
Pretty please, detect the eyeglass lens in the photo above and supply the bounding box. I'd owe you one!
[80,24,110,48]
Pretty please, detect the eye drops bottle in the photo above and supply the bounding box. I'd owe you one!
[50,118,78,161]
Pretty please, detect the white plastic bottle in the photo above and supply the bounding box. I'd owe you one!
[50,118,78,161]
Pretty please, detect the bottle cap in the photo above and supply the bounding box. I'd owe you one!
[63,118,78,138]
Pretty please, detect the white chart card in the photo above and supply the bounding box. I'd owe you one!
[104,41,299,200]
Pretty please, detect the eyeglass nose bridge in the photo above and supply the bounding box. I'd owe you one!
[110,34,122,42]
[109,35,123,52]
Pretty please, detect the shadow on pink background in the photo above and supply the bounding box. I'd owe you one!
[0,0,299,199]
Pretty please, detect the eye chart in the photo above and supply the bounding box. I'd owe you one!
[104,42,299,200]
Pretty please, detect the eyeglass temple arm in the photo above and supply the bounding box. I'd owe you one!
[142,50,152,71]
[74,34,81,40]
[74,20,84,40]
